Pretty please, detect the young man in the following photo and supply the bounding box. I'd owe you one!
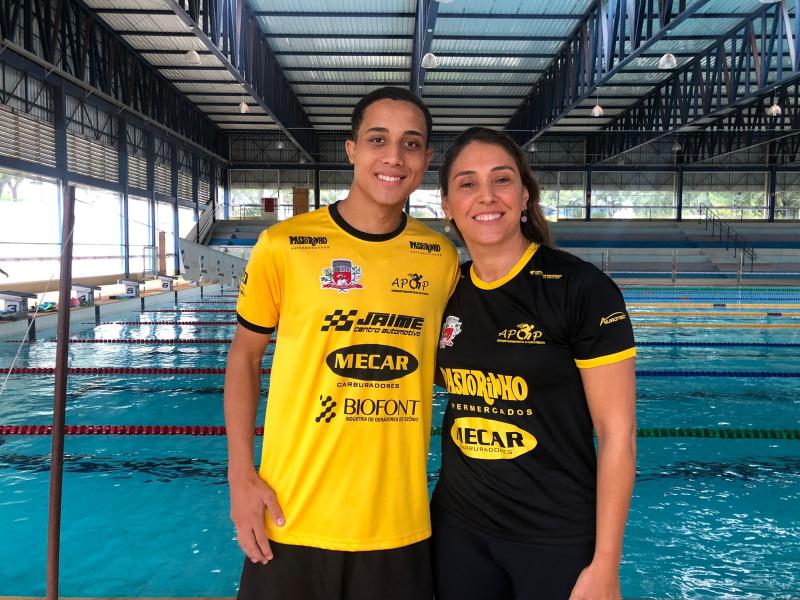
[225,87,460,599]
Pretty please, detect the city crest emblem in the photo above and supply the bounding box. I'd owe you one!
[321,259,364,292]
[439,315,462,349]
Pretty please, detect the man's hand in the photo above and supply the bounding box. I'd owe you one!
[229,469,285,564]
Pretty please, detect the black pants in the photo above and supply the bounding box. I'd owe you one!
[432,509,594,600]
[237,539,432,600]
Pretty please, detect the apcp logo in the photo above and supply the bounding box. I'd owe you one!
[391,273,430,295]
[326,344,419,381]
[315,395,337,423]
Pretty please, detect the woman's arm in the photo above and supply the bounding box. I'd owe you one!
[570,356,636,600]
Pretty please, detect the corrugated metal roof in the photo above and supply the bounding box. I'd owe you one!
[122,35,204,52]
[434,17,576,38]
[700,0,762,14]
[174,82,247,94]
[278,55,411,69]
[83,0,164,9]
[437,0,590,15]
[257,16,413,36]
[435,56,551,70]
[423,85,531,96]
[293,84,388,96]
[269,37,412,53]
[285,71,408,84]
[159,69,236,82]
[143,54,225,68]
[431,39,563,54]
[248,0,414,11]
[607,71,672,85]
[430,108,515,116]
[424,97,522,108]
[425,71,539,85]
[304,107,352,115]
[100,12,185,32]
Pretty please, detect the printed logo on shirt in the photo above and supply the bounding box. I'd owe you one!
[439,315,462,349]
[391,273,430,295]
[320,310,424,336]
[238,270,249,296]
[528,270,562,280]
[451,417,537,460]
[289,235,329,249]
[326,344,419,381]
[439,367,528,405]
[315,395,337,423]
[497,323,545,345]
[600,311,627,326]
[342,396,420,423]
[409,240,442,256]
[321,259,364,293]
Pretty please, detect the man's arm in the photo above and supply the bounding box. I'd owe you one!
[570,357,636,600]
[224,324,285,565]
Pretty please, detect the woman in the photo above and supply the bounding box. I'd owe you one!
[433,127,636,600]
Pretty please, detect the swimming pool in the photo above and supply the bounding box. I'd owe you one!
[1,286,799,598]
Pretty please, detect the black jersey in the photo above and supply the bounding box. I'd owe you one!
[432,243,636,544]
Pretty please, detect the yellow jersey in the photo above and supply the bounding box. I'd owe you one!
[237,202,460,551]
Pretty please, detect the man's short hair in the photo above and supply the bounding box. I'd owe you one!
[350,87,433,146]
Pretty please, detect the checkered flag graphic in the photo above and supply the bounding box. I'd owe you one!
[320,309,358,331]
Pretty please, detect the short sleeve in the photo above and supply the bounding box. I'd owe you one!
[446,250,463,298]
[236,229,282,334]
[568,263,636,368]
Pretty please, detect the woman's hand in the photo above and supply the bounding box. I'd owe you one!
[568,559,621,600]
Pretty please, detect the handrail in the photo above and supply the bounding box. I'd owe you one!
[697,203,757,272]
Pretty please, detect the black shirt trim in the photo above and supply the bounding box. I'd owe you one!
[236,313,275,335]
[328,200,407,242]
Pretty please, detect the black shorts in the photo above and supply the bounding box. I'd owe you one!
[237,538,432,600]
[431,508,594,600]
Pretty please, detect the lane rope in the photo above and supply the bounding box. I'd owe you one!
[2,367,270,375]
[635,322,800,328]
[3,368,798,377]
[627,303,800,308]
[630,311,800,317]
[637,341,800,348]
[89,321,237,325]
[2,424,798,439]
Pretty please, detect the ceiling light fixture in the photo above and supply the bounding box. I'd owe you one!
[658,52,677,69]
[767,103,782,117]
[672,140,682,153]
[184,49,201,66]
[421,52,439,69]
[238,100,249,114]
[528,143,537,153]
[276,141,285,150]
[591,87,604,117]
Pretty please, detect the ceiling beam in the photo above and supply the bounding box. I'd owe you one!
[590,3,800,163]
[164,0,318,162]
[507,0,716,148]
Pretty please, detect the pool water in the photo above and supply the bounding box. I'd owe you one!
[1,286,799,598]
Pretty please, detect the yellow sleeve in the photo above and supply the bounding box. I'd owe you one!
[446,245,461,299]
[236,229,283,333]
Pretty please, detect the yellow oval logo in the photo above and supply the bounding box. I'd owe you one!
[450,417,537,460]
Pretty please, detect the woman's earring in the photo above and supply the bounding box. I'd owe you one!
[444,218,452,233]
[520,212,528,223]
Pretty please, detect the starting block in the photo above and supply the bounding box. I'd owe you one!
[117,279,142,297]
[157,275,177,291]
[72,284,100,307]
[0,291,36,320]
